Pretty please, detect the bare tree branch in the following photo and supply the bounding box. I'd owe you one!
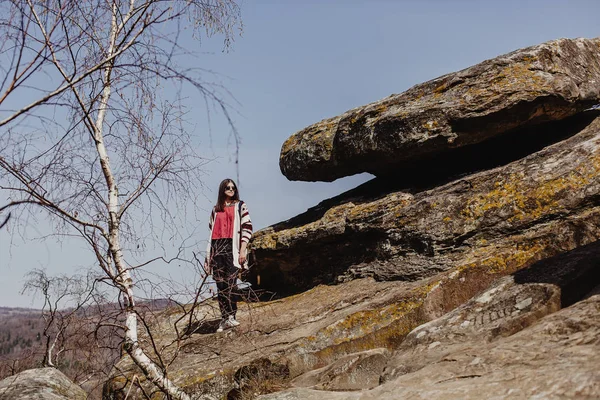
[0,0,242,398]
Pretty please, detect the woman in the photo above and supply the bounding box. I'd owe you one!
[205,179,253,332]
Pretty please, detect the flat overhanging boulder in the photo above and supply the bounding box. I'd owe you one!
[280,37,600,182]
[258,112,600,294]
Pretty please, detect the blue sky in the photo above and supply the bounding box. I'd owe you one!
[1,0,599,307]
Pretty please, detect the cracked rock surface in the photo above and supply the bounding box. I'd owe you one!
[259,294,600,400]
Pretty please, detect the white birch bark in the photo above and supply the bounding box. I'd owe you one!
[91,2,190,399]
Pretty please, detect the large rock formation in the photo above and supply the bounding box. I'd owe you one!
[0,368,87,400]
[104,38,600,399]
[280,37,600,182]
[253,111,600,296]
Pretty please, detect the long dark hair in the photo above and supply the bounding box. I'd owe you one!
[215,178,240,212]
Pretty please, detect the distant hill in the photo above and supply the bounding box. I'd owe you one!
[0,306,41,314]
[0,299,174,398]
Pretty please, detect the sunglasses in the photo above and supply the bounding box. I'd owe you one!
[225,185,236,191]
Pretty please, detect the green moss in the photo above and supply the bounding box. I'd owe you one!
[459,54,552,103]
[322,300,421,344]
[299,281,440,360]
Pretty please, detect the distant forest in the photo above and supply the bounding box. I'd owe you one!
[0,300,173,397]
[0,305,119,396]
[0,308,43,360]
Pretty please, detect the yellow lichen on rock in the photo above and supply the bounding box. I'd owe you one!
[251,232,278,250]
[456,239,547,278]
[280,118,338,158]
[323,301,422,345]
[462,162,597,224]
[347,192,413,222]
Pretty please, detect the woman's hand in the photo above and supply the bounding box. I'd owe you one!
[239,242,248,267]
[204,260,212,276]
[238,248,247,267]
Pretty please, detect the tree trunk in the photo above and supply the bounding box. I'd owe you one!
[91,3,190,399]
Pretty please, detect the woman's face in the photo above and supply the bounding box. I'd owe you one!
[224,182,236,198]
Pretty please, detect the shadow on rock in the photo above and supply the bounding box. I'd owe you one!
[514,238,600,307]
[227,358,290,400]
[184,318,222,335]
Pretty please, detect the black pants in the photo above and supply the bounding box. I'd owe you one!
[211,239,238,319]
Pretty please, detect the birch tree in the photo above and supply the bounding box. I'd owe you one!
[0,0,241,398]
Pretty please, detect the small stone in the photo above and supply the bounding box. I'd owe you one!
[428,341,441,350]
[515,298,533,310]
[0,368,86,399]
[469,357,483,366]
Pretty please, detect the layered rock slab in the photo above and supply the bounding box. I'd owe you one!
[290,348,390,391]
[283,274,562,394]
[102,267,511,398]
[0,368,87,400]
[381,275,561,381]
[262,241,600,399]
[253,112,600,295]
[103,278,429,399]
[280,37,600,182]
[259,294,600,400]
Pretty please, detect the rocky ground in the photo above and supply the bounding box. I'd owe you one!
[260,293,600,400]
[103,240,600,399]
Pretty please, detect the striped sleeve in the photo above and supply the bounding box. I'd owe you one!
[240,202,253,244]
